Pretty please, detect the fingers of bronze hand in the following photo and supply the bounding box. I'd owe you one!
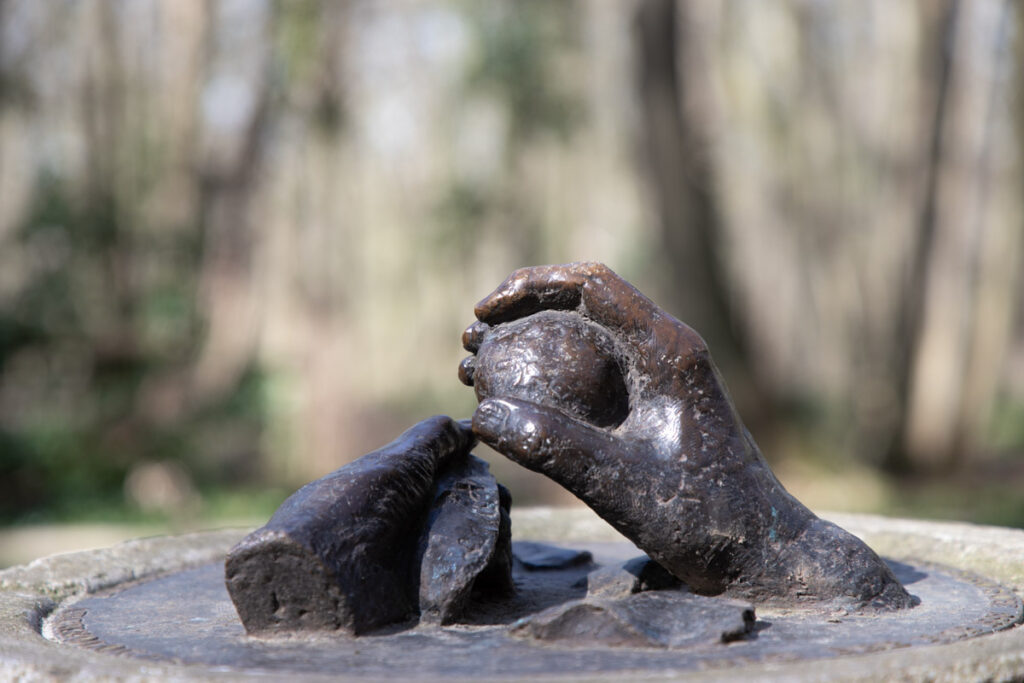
[473,262,660,342]
[458,356,475,386]
[472,397,622,483]
[474,264,590,324]
[397,414,477,461]
[462,321,489,352]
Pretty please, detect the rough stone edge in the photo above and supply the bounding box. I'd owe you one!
[0,510,1022,682]
[0,528,268,682]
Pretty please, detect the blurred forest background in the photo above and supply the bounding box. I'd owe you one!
[1,0,1023,546]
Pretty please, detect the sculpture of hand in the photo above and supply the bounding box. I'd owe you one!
[226,416,513,634]
[460,262,911,608]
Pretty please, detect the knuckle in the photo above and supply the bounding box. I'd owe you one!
[517,416,544,454]
[577,261,610,280]
[458,356,475,385]
[462,321,488,350]
[508,267,531,285]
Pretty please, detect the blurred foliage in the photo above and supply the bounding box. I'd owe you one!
[0,171,270,522]
[463,0,584,143]
[0,0,1021,531]
[275,0,346,135]
[989,397,1024,454]
[433,0,585,265]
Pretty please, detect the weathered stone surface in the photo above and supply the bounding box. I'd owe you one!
[225,416,475,635]
[512,591,755,648]
[463,263,913,609]
[465,310,629,428]
[514,541,593,570]
[417,455,514,625]
[4,512,1024,681]
[583,555,682,599]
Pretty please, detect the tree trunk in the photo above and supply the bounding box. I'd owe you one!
[883,0,959,474]
[889,0,1017,472]
[633,0,769,424]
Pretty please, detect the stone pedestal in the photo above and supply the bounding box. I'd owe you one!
[2,508,1023,681]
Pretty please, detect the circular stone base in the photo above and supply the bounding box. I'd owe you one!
[3,510,1024,681]
[46,546,1020,678]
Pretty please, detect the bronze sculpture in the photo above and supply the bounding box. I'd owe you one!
[225,417,513,634]
[225,261,911,639]
[460,262,911,609]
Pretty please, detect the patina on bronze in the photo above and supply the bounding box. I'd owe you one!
[460,262,913,609]
[224,416,514,634]
[464,310,629,429]
[417,454,514,625]
[225,261,910,640]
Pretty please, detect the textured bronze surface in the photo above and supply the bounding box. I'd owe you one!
[461,262,912,609]
[511,591,755,648]
[224,416,512,634]
[514,541,593,570]
[467,310,629,428]
[583,555,683,599]
[417,454,513,624]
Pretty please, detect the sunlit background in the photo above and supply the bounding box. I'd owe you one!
[1,0,1022,567]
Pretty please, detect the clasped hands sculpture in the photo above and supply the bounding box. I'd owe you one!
[226,263,911,636]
